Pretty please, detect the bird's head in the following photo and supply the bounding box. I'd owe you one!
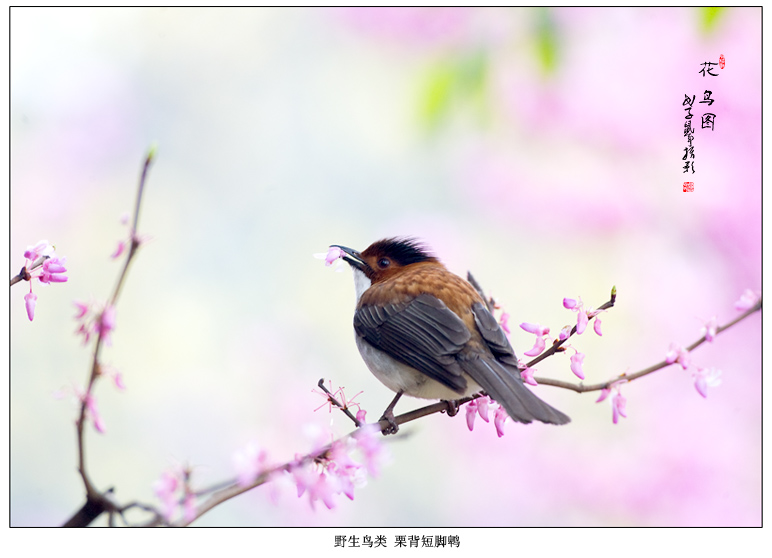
[331,238,438,299]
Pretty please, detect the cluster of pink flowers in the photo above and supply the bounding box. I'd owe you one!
[81,391,106,434]
[465,395,510,437]
[232,390,388,512]
[293,425,387,510]
[665,338,723,400]
[17,240,68,321]
[233,440,273,488]
[54,366,125,434]
[563,297,604,337]
[517,295,605,383]
[153,466,197,524]
[520,322,550,357]
[659,290,760,399]
[73,301,117,346]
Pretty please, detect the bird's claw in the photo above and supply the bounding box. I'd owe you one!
[379,410,399,436]
[443,399,460,417]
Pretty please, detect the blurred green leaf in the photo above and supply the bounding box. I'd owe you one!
[420,62,455,129]
[699,7,725,33]
[419,50,489,130]
[534,7,559,74]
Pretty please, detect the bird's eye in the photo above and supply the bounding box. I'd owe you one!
[377,258,391,269]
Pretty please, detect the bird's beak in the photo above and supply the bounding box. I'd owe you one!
[331,245,367,272]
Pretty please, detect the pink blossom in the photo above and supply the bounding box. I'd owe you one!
[23,240,54,262]
[325,246,343,266]
[563,296,591,335]
[558,325,572,341]
[520,322,550,356]
[294,467,337,510]
[493,405,509,437]
[692,367,722,398]
[520,322,548,335]
[328,442,364,497]
[570,351,585,380]
[665,343,691,370]
[24,291,37,321]
[153,466,197,524]
[596,380,628,424]
[74,301,96,344]
[312,382,363,417]
[183,492,197,523]
[73,301,89,319]
[465,399,478,431]
[499,311,511,335]
[523,336,546,356]
[327,462,356,501]
[111,240,126,259]
[314,246,346,271]
[97,305,117,346]
[701,316,718,342]
[520,367,538,386]
[74,301,118,346]
[314,473,338,510]
[355,424,388,478]
[84,393,106,433]
[465,396,492,431]
[153,471,180,522]
[38,257,68,284]
[355,409,368,424]
[611,391,627,424]
[576,309,589,334]
[734,289,760,311]
[292,465,315,499]
[593,317,603,336]
[233,441,271,487]
[17,241,68,322]
[113,371,126,391]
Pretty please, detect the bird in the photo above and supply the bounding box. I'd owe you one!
[330,237,570,434]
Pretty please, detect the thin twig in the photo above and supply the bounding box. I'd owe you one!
[66,148,155,527]
[533,297,762,392]
[10,256,47,286]
[317,378,364,427]
[526,287,617,368]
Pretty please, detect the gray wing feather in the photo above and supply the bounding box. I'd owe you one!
[467,302,570,425]
[354,294,471,393]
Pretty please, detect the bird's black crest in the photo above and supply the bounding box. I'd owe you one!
[365,237,437,266]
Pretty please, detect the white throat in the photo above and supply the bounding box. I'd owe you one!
[351,267,372,303]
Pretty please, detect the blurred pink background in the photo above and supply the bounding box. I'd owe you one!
[10,7,760,528]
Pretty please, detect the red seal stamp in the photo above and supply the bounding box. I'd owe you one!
[683,181,694,192]
[719,54,725,69]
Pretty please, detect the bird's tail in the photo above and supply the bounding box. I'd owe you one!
[462,357,570,425]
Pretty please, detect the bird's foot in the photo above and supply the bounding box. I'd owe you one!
[378,409,400,436]
[443,399,460,417]
[379,391,403,436]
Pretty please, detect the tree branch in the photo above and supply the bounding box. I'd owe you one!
[533,297,761,393]
[65,147,155,527]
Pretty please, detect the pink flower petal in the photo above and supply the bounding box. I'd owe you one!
[570,352,585,380]
[523,336,546,357]
[24,291,37,321]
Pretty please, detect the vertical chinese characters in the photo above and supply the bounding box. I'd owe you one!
[682,58,721,184]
